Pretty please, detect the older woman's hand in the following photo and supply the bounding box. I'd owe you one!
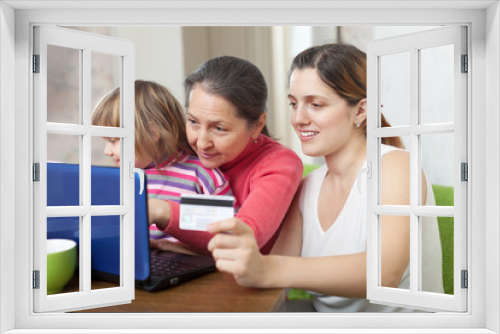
[207,218,268,288]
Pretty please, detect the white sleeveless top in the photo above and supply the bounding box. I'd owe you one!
[299,144,444,312]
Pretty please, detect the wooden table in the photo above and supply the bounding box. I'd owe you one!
[76,271,285,313]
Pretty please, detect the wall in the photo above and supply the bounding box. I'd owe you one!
[113,26,185,105]
[52,25,457,184]
[0,2,16,333]
[486,2,500,332]
[181,26,276,134]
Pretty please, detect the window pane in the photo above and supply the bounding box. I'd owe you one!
[91,51,121,127]
[380,136,409,205]
[91,136,116,167]
[47,45,80,124]
[90,51,122,206]
[380,215,410,290]
[380,51,410,127]
[91,137,121,206]
[420,44,454,124]
[421,216,452,295]
[47,134,80,206]
[46,230,80,295]
[91,215,121,290]
[421,133,454,206]
[47,133,80,164]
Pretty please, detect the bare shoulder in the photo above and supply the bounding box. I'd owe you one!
[382,149,409,164]
[381,149,410,205]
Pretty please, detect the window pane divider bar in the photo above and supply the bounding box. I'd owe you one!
[122,51,136,298]
[372,123,454,137]
[46,205,129,217]
[372,205,454,217]
[81,47,92,295]
[409,46,419,295]
[46,122,130,137]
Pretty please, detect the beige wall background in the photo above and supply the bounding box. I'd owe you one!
[49,25,454,187]
[55,26,368,166]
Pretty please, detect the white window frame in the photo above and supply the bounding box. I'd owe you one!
[1,1,498,333]
[32,25,136,312]
[366,26,468,312]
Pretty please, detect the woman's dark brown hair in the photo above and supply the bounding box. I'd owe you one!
[290,43,404,149]
[184,56,270,137]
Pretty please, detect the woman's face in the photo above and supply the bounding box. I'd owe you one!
[186,86,258,169]
[288,68,362,158]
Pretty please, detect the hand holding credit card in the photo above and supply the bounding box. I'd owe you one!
[179,194,235,231]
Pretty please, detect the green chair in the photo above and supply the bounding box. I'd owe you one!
[432,184,454,295]
[288,165,454,300]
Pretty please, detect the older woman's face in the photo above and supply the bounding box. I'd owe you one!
[186,86,257,169]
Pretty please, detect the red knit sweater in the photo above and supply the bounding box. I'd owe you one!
[163,134,303,255]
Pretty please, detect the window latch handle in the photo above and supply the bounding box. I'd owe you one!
[356,161,372,194]
[130,162,145,195]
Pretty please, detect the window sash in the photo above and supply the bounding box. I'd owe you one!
[32,25,136,313]
[366,25,468,312]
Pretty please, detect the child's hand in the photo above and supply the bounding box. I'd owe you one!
[147,199,171,230]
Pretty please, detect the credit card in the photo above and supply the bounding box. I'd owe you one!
[179,194,235,231]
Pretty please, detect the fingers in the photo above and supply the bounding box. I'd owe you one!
[214,258,244,277]
[207,232,244,252]
[207,217,252,235]
[211,246,263,288]
[211,246,248,261]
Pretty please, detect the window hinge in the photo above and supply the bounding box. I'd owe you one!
[461,270,468,289]
[33,54,40,73]
[461,162,468,181]
[461,54,468,73]
[33,163,40,182]
[33,270,40,289]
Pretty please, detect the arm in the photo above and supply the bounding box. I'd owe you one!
[233,150,303,250]
[147,199,171,230]
[147,163,234,255]
[269,181,304,257]
[163,149,303,254]
[208,150,412,297]
[207,218,367,298]
[378,150,412,288]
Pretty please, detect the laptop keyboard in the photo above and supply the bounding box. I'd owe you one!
[150,256,203,277]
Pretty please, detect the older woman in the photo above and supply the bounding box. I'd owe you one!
[148,56,303,255]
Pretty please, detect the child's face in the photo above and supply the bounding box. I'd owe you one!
[102,137,153,169]
[103,137,121,166]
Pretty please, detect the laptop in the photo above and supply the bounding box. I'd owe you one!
[47,162,216,292]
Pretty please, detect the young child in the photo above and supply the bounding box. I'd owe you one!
[91,80,234,236]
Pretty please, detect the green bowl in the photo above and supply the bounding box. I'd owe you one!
[47,239,77,295]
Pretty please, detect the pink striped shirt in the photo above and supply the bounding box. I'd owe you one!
[144,153,233,202]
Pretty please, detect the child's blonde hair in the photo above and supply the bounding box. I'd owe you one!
[92,80,195,166]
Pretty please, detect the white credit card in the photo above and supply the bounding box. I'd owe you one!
[179,194,235,231]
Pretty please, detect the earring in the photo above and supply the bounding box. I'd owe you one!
[254,138,258,144]
[355,122,360,128]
